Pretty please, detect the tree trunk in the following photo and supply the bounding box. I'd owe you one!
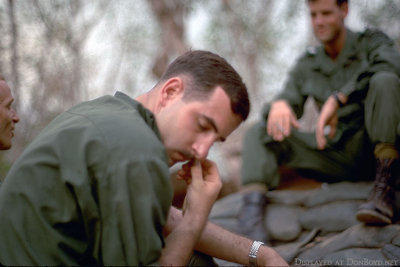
[7,0,20,109]
[148,0,188,78]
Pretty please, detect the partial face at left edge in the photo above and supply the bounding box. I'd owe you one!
[0,81,20,150]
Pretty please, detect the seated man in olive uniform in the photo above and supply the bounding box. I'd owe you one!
[0,75,19,151]
[239,0,400,242]
[0,51,287,266]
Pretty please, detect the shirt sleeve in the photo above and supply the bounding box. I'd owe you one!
[99,154,172,266]
[0,110,173,266]
[341,29,400,100]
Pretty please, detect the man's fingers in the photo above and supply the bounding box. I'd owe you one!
[199,160,213,175]
[273,116,284,140]
[177,161,196,184]
[190,160,203,185]
[316,133,326,150]
[267,114,298,142]
[200,160,220,182]
[267,118,280,141]
[291,115,300,129]
[316,123,326,150]
[267,119,273,136]
[282,116,290,136]
[328,125,336,139]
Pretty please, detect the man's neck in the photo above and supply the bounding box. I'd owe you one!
[324,29,347,60]
[135,88,159,114]
[136,91,156,113]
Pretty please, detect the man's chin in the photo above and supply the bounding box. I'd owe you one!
[314,30,329,42]
[0,143,11,150]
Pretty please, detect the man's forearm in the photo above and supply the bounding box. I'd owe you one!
[196,218,287,266]
[196,218,253,264]
[160,207,207,265]
[165,207,288,266]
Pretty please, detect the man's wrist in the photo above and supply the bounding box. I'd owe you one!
[333,91,346,107]
[272,99,289,109]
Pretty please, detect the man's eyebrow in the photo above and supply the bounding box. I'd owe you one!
[201,115,226,142]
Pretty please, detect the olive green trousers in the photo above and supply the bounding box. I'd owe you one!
[188,251,218,266]
[241,71,400,189]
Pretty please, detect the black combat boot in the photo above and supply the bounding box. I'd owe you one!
[237,191,269,243]
[356,158,397,225]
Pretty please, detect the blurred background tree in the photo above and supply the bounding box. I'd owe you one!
[0,0,399,187]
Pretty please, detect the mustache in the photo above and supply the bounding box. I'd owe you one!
[181,151,195,161]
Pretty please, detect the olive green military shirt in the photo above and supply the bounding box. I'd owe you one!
[263,29,400,144]
[0,92,173,265]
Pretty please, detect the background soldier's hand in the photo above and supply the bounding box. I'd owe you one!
[316,96,339,149]
[267,100,299,141]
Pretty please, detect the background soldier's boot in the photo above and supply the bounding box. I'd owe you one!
[237,191,269,243]
[356,158,397,225]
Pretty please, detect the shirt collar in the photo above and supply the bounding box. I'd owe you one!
[114,91,162,141]
[313,29,359,75]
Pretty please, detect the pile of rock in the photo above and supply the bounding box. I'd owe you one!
[209,181,400,266]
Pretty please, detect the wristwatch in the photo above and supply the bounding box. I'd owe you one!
[249,240,264,266]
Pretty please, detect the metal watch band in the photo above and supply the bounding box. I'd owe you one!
[249,240,264,266]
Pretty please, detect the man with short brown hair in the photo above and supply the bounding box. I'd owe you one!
[0,51,287,266]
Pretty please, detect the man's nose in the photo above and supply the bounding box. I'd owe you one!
[314,14,323,25]
[11,108,20,123]
[192,137,214,160]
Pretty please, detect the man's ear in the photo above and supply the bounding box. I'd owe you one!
[158,77,184,108]
[340,2,348,18]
